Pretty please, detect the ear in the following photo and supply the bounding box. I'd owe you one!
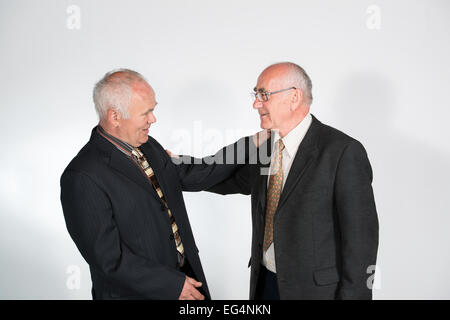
[106,108,121,127]
[290,88,303,111]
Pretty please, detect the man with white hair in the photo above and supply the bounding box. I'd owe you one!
[60,69,263,300]
[210,62,379,300]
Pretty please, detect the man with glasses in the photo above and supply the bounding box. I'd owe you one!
[209,62,379,300]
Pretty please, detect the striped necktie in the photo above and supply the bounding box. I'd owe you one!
[131,147,185,262]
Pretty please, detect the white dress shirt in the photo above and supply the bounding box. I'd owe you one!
[262,113,313,273]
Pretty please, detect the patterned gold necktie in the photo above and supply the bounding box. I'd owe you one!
[263,139,285,252]
[131,147,185,260]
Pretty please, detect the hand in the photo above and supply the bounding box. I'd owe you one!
[252,129,271,147]
[178,276,205,300]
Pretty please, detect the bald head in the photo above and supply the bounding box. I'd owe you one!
[93,68,152,121]
[253,62,313,137]
[259,62,313,106]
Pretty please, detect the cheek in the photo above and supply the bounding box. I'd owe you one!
[136,119,145,130]
[274,105,290,122]
[267,108,278,122]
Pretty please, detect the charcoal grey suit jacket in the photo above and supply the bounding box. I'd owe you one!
[209,115,379,299]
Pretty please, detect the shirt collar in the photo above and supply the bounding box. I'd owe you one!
[272,113,312,158]
[97,125,135,156]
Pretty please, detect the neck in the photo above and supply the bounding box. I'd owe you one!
[277,108,309,138]
[99,121,123,143]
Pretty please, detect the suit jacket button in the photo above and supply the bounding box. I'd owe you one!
[169,234,174,240]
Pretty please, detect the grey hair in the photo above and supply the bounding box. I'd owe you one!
[268,62,313,105]
[93,68,148,121]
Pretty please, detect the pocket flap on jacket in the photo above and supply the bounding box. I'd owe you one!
[313,266,340,286]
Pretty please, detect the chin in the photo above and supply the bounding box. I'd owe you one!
[260,121,272,130]
[140,135,149,144]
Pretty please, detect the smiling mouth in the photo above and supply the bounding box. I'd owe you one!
[260,113,269,117]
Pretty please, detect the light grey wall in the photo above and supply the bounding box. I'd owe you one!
[1,0,449,299]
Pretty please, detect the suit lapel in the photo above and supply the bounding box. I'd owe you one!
[109,147,161,202]
[139,141,171,203]
[277,115,321,210]
[89,128,161,202]
[140,140,186,224]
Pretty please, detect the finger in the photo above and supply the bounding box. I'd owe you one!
[185,294,196,300]
[190,288,205,300]
[179,292,196,300]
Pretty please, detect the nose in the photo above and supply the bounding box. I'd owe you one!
[148,112,156,124]
[253,98,262,109]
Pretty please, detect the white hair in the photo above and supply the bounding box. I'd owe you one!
[268,62,313,105]
[93,68,148,121]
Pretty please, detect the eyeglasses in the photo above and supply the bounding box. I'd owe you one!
[251,87,296,102]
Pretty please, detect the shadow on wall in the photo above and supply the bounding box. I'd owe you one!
[330,72,450,299]
[0,208,91,299]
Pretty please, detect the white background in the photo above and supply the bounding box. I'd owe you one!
[1,0,449,299]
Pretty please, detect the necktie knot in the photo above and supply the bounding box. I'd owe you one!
[131,147,144,159]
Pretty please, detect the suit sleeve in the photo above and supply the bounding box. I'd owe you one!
[334,140,379,300]
[171,136,256,192]
[60,170,186,299]
[206,164,252,195]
